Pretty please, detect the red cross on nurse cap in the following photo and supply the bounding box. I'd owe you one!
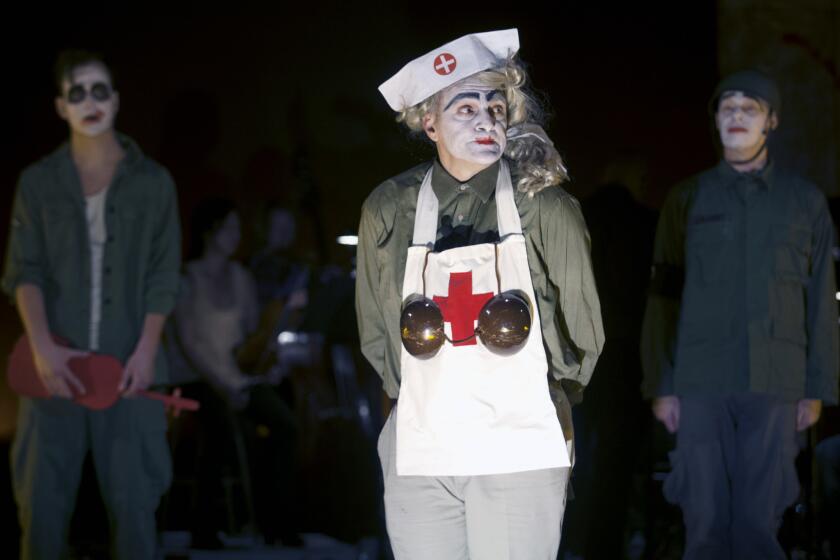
[378,29,520,112]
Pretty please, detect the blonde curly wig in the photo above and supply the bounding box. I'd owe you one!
[395,56,568,194]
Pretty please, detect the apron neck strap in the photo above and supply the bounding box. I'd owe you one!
[412,160,522,247]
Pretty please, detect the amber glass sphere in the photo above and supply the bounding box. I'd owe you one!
[400,296,445,358]
[477,290,532,356]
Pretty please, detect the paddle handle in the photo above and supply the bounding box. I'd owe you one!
[139,388,200,414]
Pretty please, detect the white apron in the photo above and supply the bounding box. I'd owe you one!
[396,160,569,476]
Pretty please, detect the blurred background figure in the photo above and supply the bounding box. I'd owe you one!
[561,155,657,560]
[250,204,309,308]
[641,70,839,560]
[243,203,316,394]
[173,197,301,548]
[2,49,181,560]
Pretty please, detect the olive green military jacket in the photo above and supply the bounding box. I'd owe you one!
[355,159,605,413]
[641,160,839,404]
[2,135,181,385]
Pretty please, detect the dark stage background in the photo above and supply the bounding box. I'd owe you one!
[0,3,719,246]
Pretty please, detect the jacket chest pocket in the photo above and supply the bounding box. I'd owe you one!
[43,206,81,268]
[772,223,811,280]
[115,207,147,249]
[686,222,732,285]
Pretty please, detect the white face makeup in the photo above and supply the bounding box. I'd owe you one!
[211,212,242,258]
[425,79,508,178]
[715,92,772,153]
[57,63,118,138]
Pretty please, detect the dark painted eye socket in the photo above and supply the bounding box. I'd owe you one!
[67,85,86,104]
[91,82,111,102]
[66,82,112,104]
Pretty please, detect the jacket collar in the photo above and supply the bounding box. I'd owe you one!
[53,133,144,200]
[715,157,775,190]
[431,158,499,205]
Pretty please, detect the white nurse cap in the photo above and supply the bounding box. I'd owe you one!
[378,28,520,111]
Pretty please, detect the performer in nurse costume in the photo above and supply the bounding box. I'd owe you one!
[356,29,604,559]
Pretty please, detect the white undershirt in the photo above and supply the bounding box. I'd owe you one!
[86,188,109,351]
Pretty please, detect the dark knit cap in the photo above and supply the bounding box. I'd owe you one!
[709,69,781,114]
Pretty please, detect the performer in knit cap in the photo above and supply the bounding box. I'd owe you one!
[356,29,604,559]
[642,69,839,559]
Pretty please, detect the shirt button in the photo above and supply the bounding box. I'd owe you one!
[107,235,114,243]
[104,266,112,275]
[457,214,464,222]
[108,206,115,214]
[460,184,468,191]
[104,297,112,305]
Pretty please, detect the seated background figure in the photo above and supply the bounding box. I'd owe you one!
[174,197,300,547]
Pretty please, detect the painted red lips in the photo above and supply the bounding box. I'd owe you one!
[83,111,104,124]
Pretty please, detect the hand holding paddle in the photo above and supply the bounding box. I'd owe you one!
[30,338,89,399]
[8,335,199,416]
[119,343,156,397]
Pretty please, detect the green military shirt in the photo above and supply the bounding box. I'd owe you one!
[356,158,604,403]
[2,135,181,384]
[641,160,839,404]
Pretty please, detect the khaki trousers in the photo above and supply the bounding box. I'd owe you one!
[379,408,571,560]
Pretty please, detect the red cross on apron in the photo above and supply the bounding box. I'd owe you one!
[396,160,568,476]
[433,271,492,346]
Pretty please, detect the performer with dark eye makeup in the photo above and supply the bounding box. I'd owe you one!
[3,49,181,559]
[356,29,604,559]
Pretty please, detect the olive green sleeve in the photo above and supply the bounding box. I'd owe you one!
[143,171,182,316]
[355,193,389,381]
[804,191,839,404]
[640,182,692,398]
[540,193,605,392]
[2,171,47,297]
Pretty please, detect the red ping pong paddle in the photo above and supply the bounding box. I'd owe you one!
[7,335,199,415]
